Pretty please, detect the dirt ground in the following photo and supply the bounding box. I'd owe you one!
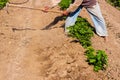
[0,0,120,80]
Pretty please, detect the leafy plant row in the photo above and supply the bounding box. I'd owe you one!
[67,17,108,72]
[0,0,8,10]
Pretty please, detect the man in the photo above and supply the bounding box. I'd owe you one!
[43,0,108,41]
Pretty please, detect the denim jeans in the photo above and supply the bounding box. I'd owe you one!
[65,3,108,36]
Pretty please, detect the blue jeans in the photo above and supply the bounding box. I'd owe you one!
[65,3,108,36]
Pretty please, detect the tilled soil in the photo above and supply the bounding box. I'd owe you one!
[0,0,120,80]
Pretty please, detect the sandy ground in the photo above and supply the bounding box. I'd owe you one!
[0,0,120,80]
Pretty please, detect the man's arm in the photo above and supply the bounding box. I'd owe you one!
[43,0,83,15]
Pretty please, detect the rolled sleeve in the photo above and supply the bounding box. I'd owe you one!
[67,0,83,12]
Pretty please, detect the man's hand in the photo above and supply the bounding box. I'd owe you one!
[62,10,69,16]
[42,6,50,12]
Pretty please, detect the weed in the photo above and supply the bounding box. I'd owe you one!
[0,0,8,10]
[106,0,120,9]
[59,0,72,10]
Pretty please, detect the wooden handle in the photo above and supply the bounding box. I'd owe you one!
[7,3,62,14]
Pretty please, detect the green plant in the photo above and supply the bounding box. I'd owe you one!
[0,0,8,10]
[106,0,120,9]
[68,17,94,48]
[59,0,72,10]
[67,17,108,72]
[85,47,108,72]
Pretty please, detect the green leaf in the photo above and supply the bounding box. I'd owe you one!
[89,59,96,64]
[94,66,102,72]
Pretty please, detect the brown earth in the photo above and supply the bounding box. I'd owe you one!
[0,0,120,80]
